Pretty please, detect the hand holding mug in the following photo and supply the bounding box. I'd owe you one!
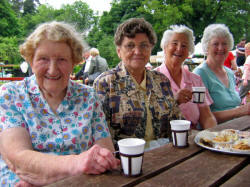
[77,144,120,175]
[176,89,192,104]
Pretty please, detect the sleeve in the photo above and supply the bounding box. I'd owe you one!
[88,58,96,75]
[93,76,113,136]
[91,90,111,143]
[0,84,28,132]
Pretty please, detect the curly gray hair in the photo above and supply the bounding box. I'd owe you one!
[20,21,86,66]
[160,25,195,55]
[201,24,234,54]
[114,18,157,47]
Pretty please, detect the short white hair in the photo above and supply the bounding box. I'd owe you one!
[201,24,234,54]
[160,25,195,55]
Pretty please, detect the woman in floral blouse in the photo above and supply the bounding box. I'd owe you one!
[0,21,119,186]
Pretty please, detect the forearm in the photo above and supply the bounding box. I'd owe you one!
[0,128,80,186]
[199,106,217,129]
[13,150,78,185]
[213,105,248,124]
[236,49,245,55]
[200,116,217,129]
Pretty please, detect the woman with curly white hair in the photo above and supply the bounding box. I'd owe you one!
[193,24,250,123]
[155,25,217,129]
[0,21,119,186]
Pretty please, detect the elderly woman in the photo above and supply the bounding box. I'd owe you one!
[93,18,182,150]
[155,25,217,129]
[193,24,250,123]
[0,22,119,186]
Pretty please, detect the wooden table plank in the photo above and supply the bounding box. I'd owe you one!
[221,164,250,187]
[136,151,249,187]
[47,116,250,187]
[135,116,250,187]
[212,116,250,131]
[47,139,203,187]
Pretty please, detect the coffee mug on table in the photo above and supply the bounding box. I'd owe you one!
[118,138,145,177]
[192,87,206,103]
[170,120,191,148]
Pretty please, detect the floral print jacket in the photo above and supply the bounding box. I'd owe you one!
[94,62,182,149]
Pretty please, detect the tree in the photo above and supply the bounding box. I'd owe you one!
[20,1,94,38]
[216,0,250,43]
[20,5,60,37]
[143,0,216,44]
[99,0,153,36]
[9,0,40,16]
[87,0,154,66]
[23,0,36,15]
[9,0,23,16]
[97,35,120,68]
[57,1,94,32]
[143,0,250,46]
[0,0,21,37]
[0,36,23,65]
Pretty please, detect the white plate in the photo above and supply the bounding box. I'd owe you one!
[194,130,250,155]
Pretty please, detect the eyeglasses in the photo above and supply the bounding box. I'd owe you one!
[123,43,151,52]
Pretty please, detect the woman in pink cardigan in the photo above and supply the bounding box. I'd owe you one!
[155,25,217,130]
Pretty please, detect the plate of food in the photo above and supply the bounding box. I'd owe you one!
[194,129,250,155]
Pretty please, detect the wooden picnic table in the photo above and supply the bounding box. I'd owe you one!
[47,116,250,187]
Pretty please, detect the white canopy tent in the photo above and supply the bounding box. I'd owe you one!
[193,42,204,56]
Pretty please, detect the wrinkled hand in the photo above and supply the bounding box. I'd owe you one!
[176,88,192,104]
[238,103,250,116]
[15,180,37,187]
[78,144,120,175]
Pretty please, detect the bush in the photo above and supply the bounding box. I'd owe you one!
[0,36,23,65]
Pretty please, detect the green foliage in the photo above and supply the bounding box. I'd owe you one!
[99,0,153,35]
[9,0,40,16]
[73,65,82,74]
[143,0,250,46]
[2,0,250,67]
[19,1,94,37]
[19,5,59,37]
[57,1,94,32]
[9,0,23,16]
[86,25,103,48]
[23,0,36,15]
[0,0,21,37]
[86,27,119,67]
[97,35,120,68]
[0,36,23,65]
[89,0,154,65]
